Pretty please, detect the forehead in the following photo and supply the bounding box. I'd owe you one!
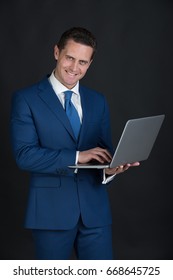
[61,39,93,60]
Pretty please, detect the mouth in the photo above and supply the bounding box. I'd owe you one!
[65,70,78,77]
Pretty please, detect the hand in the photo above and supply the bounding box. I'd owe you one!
[78,147,112,164]
[105,162,140,175]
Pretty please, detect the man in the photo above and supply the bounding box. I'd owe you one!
[10,27,139,260]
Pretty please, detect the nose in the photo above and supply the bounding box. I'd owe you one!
[70,60,78,72]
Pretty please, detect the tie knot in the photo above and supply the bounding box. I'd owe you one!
[64,90,73,100]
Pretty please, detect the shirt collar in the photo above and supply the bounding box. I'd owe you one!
[49,70,79,95]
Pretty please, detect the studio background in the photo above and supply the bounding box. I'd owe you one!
[0,0,172,259]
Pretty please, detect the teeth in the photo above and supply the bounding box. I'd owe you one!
[66,71,76,76]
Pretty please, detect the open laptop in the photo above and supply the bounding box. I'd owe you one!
[68,114,165,169]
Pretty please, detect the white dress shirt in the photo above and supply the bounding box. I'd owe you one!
[49,71,82,122]
[49,71,115,184]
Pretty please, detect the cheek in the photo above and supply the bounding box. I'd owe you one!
[58,58,69,69]
[81,66,89,75]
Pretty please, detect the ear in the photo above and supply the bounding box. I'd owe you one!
[54,45,59,60]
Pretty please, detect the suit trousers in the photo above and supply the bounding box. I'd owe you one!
[32,217,113,260]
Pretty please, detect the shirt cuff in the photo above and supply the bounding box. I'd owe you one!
[74,151,79,173]
[102,169,116,184]
[75,151,79,164]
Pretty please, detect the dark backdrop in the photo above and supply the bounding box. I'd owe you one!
[0,0,172,259]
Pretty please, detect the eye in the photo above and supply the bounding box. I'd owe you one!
[79,60,88,65]
[66,55,74,61]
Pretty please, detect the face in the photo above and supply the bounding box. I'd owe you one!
[54,39,93,89]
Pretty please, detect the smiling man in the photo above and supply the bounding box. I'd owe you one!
[10,27,139,260]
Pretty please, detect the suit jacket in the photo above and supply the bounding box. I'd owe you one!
[10,77,114,230]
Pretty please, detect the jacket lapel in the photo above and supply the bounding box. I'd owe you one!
[78,86,92,146]
[37,78,76,141]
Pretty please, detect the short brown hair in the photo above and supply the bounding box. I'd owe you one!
[57,27,97,59]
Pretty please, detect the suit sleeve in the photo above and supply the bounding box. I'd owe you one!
[10,92,76,175]
[99,95,116,185]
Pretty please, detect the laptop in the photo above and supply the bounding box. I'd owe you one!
[68,114,165,169]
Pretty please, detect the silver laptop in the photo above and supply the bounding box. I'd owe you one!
[69,114,165,169]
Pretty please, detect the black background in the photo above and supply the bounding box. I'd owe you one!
[0,0,173,259]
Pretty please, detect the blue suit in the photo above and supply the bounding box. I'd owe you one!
[10,77,114,259]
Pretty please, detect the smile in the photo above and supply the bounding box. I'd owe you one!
[65,70,77,77]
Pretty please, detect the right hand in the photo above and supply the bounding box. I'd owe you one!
[78,147,112,164]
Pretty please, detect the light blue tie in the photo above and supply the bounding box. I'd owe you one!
[64,90,81,139]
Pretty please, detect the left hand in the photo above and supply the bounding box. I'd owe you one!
[105,162,140,176]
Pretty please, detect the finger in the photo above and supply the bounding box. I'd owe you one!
[90,154,108,163]
[124,162,140,167]
[131,162,140,166]
[123,165,130,171]
[93,149,112,162]
[94,148,112,159]
[96,153,111,162]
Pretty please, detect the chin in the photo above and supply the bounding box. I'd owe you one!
[65,79,78,87]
